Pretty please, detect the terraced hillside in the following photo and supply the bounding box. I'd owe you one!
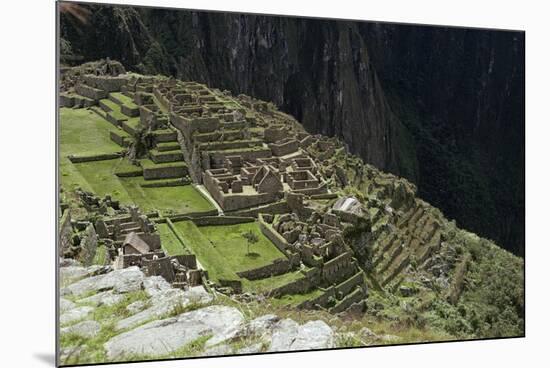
[58,60,524,365]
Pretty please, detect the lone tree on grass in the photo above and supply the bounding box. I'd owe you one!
[242,230,259,256]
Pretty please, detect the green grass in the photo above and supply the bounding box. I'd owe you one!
[110,92,138,108]
[121,117,141,131]
[99,99,127,121]
[242,269,306,294]
[59,107,123,193]
[92,245,107,265]
[171,221,291,288]
[60,290,151,365]
[140,158,186,169]
[268,286,324,307]
[157,223,188,256]
[65,157,212,215]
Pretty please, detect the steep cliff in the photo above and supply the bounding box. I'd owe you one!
[59,4,524,255]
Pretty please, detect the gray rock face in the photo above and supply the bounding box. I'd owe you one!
[237,342,263,354]
[105,305,244,360]
[79,290,125,307]
[204,344,232,356]
[60,306,94,325]
[245,314,280,337]
[115,286,213,331]
[126,300,147,315]
[378,334,400,343]
[269,319,334,352]
[61,266,145,297]
[59,346,85,362]
[59,298,76,313]
[143,276,172,297]
[60,266,89,284]
[60,258,82,268]
[61,320,101,339]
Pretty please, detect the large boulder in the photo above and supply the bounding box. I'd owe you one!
[61,266,145,297]
[105,305,243,360]
[268,319,334,352]
[59,298,76,313]
[115,286,212,331]
[60,306,94,326]
[61,320,101,339]
[60,266,89,284]
[143,276,172,297]
[79,290,125,307]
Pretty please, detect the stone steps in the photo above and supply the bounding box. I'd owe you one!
[411,213,430,238]
[110,129,132,148]
[377,239,405,275]
[108,92,140,117]
[156,142,181,152]
[416,230,441,264]
[149,149,184,164]
[397,207,417,229]
[372,233,399,268]
[120,118,141,136]
[141,159,188,180]
[406,206,425,230]
[382,253,410,287]
[152,129,178,144]
[370,229,390,258]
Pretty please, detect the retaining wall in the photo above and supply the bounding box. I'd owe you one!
[237,258,293,280]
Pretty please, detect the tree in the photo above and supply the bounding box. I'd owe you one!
[242,230,259,256]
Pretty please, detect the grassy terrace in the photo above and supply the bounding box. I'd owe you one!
[60,108,123,193]
[99,98,127,121]
[60,108,213,215]
[69,159,211,214]
[243,269,308,294]
[170,221,303,290]
[269,287,325,307]
[110,92,138,108]
[157,223,188,256]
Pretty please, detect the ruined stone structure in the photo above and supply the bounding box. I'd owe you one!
[59,66,461,314]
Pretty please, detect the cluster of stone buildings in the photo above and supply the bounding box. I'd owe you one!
[60,67,430,315]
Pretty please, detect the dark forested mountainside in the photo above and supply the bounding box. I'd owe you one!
[59,3,525,256]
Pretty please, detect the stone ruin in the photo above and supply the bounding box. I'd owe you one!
[59,64,452,314]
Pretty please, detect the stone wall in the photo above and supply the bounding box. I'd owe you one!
[218,279,243,293]
[334,271,365,297]
[59,93,74,107]
[192,216,255,226]
[82,74,128,92]
[297,287,335,309]
[78,223,98,267]
[269,276,312,298]
[167,209,219,221]
[143,163,187,180]
[321,252,354,284]
[227,200,290,217]
[237,258,293,280]
[172,254,197,269]
[68,152,122,163]
[75,83,107,100]
[328,288,365,314]
[259,214,290,255]
[59,210,72,255]
[143,256,175,282]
